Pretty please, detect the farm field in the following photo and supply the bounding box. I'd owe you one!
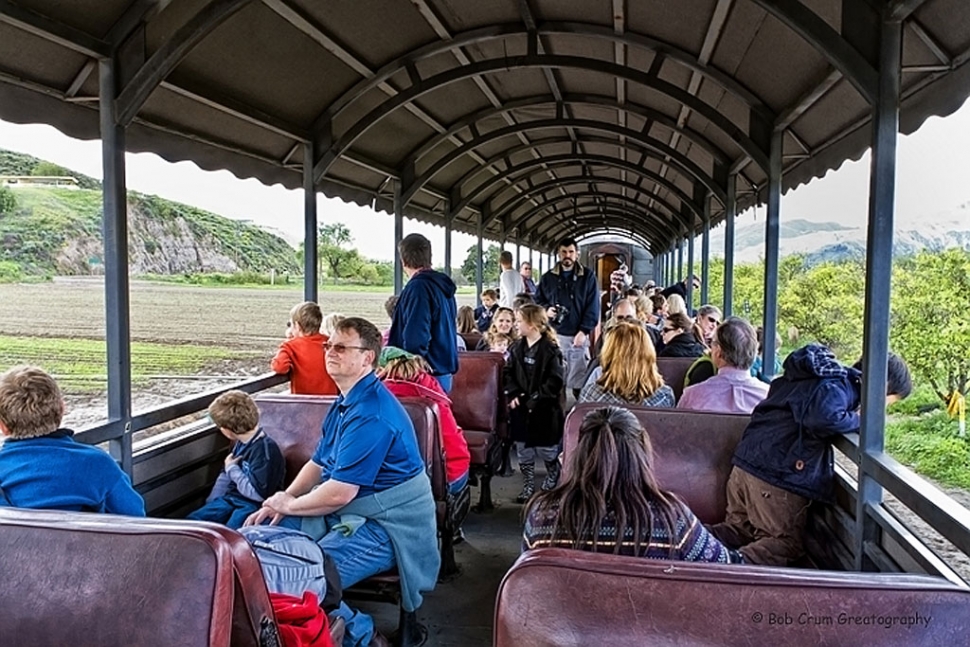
[0,277,477,427]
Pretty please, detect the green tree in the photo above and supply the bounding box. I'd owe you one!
[318,222,356,284]
[30,161,71,177]
[0,185,15,215]
[460,243,501,285]
[778,259,865,360]
[891,248,970,401]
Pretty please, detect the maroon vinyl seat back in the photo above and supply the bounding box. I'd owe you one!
[0,508,275,647]
[450,352,506,466]
[563,403,749,524]
[459,331,483,350]
[496,548,970,647]
[255,393,444,501]
[656,356,698,402]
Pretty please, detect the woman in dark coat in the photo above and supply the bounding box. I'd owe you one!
[658,312,706,358]
[504,304,565,503]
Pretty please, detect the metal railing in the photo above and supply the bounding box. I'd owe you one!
[833,433,970,584]
[75,372,289,449]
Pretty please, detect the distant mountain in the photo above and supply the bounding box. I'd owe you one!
[708,210,970,265]
[0,148,300,277]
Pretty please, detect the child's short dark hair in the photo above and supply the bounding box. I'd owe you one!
[290,301,322,334]
[853,353,913,400]
[512,292,534,310]
[0,365,63,439]
[482,288,498,301]
[398,233,432,269]
[208,390,260,436]
[384,295,399,319]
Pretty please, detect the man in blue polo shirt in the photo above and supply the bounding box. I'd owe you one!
[247,317,438,647]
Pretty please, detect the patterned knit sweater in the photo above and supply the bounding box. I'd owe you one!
[523,500,736,563]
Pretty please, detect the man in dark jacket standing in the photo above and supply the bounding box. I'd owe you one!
[535,237,600,398]
[388,233,459,393]
[708,344,911,566]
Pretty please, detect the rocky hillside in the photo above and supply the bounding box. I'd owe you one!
[708,212,970,265]
[0,149,300,277]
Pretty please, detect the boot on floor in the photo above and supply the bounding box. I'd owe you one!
[516,462,535,503]
[541,459,561,491]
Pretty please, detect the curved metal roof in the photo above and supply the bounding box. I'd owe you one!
[1,0,968,252]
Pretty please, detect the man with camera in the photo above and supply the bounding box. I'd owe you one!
[535,237,600,398]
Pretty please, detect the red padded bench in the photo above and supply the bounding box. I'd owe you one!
[563,403,749,524]
[254,393,444,645]
[656,356,698,402]
[0,508,323,647]
[496,548,970,646]
[450,352,507,509]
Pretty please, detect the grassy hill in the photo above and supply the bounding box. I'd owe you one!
[0,148,300,280]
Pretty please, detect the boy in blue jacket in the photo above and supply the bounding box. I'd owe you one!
[188,390,285,529]
[708,345,911,565]
[0,365,145,515]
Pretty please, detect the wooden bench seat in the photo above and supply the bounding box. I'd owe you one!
[563,403,749,524]
[496,547,970,646]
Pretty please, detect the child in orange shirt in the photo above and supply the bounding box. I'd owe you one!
[270,302,338,395]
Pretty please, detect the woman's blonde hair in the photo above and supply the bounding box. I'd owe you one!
[487,306,518,340]
[321,312,345,337]
[633,295,653,322]
[380,354,431,382]
[666,294,688,317]
[517,304,557,345]
[597,322,664,402]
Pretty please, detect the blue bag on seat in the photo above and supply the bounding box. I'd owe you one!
[238,525,342,610]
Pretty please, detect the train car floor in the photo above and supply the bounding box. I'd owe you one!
[359,467,541,646]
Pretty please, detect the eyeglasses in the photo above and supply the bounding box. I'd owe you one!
[663,327,677,334]
[707,316,720,325]
[324,342,368,354]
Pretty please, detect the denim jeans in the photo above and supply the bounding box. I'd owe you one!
[448,471,469,495]
[434,373,453,393]
[186,494,259,530]
[320,516,396,647]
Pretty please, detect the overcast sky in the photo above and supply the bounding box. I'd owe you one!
[1,96,968,262]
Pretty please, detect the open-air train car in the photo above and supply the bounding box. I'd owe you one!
[2,0,970,645]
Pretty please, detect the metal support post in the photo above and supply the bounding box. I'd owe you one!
[677,239,684,281]
[393,181,404,294]
[762,130,783,380]
[303,140,318,302]
[686,229,695,310]
[701,197,711,305]
[724,174,737,317]
[855,15,901,572]
[99,57,132,475]
[444,209,453,278]
[475,215,484,304]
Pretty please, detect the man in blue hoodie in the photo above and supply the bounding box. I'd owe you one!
[708,344,911,565]
[389,233,459,393]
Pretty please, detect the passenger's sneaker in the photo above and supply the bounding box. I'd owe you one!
[453,527,465,545]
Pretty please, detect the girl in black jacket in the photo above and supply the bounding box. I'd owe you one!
[504,304,565,503]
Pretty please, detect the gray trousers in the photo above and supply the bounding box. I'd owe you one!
[557,333,590,390]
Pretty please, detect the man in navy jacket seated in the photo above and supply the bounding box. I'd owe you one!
[708,344,911,566]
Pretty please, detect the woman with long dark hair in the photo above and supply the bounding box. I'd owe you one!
[523,406,741,562]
